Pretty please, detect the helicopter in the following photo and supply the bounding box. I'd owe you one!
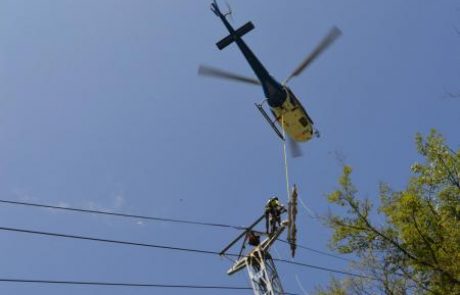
[199,1,341,156]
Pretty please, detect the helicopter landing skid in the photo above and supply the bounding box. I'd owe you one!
[255,102,285,141]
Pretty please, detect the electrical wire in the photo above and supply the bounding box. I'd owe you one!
[0,278,252,290]
[0,225,224,256]
[0,278,301,295]
[0,198,351,263]
[277,239,355,263]
[273,259,373,280]
[0,225,370,280]
[0,199,245,230]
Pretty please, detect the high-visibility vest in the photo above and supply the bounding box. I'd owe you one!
[266,199,281,210]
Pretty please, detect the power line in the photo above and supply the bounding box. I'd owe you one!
[273,259,372,280]
[0,198,351,263]
[0,225,368,280]
[0,278,252,290]
[0,278,301,295]
[277,239,355,263]
[0,199,245,230]
[0,225,223,256]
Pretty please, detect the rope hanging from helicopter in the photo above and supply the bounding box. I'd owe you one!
[281,115,291,201]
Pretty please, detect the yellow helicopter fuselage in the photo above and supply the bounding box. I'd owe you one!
[271,87,314,142]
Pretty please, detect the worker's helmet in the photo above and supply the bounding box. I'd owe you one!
[272,196,279,201]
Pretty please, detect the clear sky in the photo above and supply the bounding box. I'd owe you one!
[0,0,458,294]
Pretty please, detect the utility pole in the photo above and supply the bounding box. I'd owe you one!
[220,186,298,295]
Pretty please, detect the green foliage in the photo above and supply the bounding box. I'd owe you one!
[315,278,348,295]
[318,130,460,295]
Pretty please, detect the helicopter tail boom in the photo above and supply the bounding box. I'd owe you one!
[216,21,255,50]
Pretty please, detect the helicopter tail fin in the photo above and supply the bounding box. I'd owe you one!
[216,21,254,50]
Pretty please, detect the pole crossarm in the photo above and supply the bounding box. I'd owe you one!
[227,222,287,275]
[219,213,265,256]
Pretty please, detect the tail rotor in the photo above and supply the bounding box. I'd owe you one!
[211,0,232,20]
[210,1,219,16]
[224,2,233,21]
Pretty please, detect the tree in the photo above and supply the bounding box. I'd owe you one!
[317,130,460,294]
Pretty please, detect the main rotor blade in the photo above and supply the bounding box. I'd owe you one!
[284,26,342,84]
[288,136,303,158]
[198,65,260,85]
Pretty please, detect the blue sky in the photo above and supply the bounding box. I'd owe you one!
[0,0,458,294]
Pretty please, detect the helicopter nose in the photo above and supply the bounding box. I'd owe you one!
[267,91,285,108]
[263,84,284,107]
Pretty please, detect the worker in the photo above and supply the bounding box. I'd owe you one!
[247,230,260,246]
[265,196,285,234]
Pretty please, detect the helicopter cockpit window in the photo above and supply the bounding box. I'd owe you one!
[299,117,309,127]
[286,88,298,106]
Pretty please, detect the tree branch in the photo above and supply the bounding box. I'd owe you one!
[410,207,439,266]
[343,191,460,285]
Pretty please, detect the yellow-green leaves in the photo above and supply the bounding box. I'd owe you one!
[319,131,460,294]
